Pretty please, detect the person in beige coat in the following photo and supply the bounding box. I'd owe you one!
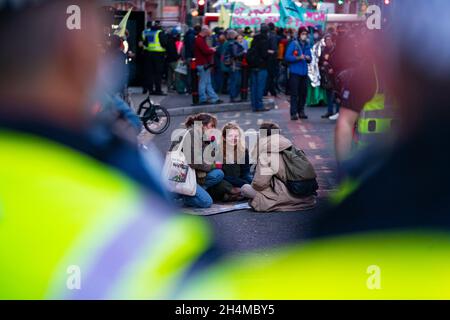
[241,122,316,212]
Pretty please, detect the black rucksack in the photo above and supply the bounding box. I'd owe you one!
[281,146,319,197]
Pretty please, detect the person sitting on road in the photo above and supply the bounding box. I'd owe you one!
[170,113,224,208]
[221,122,253,188]
[241,122,316,212]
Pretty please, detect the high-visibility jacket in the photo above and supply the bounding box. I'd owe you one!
[142,29,166,53]
[357,65,395,148]
[179,230,450,299]
[0,129,210,299]
[244,35,253,48]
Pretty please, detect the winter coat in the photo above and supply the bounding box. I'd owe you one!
[285,40,312,76]
[250,134,316,212]
[194,35,215,66]
[222,149,253,187]
[170,128,218,185]
[249,33,270,69]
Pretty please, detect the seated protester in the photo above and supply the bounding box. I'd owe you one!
[241,122,316,212]
[221,122,253,188]
[207,123,245,202]
[171,113,224,208]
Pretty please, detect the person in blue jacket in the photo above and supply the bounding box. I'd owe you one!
[285,27,312,120]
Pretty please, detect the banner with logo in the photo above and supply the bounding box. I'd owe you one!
[229,1,327,30]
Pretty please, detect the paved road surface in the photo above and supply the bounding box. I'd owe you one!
[133,92,338,255]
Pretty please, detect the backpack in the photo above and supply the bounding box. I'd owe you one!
[222,43,233,67]
[280,146,319,197]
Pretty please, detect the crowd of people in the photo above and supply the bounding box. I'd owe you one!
[5,0,450,300]
[139,21,362,122]
[135,21,376,211]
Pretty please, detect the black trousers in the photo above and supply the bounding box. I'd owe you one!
[143,51,165,93]
[265,59,278,96]
[289,74,308,116]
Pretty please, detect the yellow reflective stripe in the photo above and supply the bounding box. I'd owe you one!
[329,178,360,206]
[358,118,392,134]
[148,30,166,52]
[244,36,253,48]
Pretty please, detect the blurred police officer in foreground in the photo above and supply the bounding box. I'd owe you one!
[0,0,211,299]
[177,0,450,299]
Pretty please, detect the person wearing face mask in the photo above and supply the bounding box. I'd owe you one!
[285,27,312,120]
[306,27,328,109]
[319,34,339,119]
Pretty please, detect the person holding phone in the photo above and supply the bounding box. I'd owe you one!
[285,27,312,120]
[194,26,223,105]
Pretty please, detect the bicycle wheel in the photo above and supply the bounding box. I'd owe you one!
[142,105,171,135]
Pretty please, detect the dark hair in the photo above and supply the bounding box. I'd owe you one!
[146,21,152,29]
[277,27,284,36]
[260,23,269,34]
[268,22,275,31]
[259,122,280,136]
[298,27,308,35]
[324,34,333,41]
[185,113,218,128]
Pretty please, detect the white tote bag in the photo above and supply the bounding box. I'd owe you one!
[162,133,197,196]
[175,61,188,75]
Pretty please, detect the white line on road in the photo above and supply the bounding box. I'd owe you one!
[309,142,318,150]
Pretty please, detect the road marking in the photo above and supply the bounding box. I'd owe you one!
[299,125,308,133]
[257,119,264,125]
[309,142,317,150]
[304,134,311,138]
[315,155,323,160]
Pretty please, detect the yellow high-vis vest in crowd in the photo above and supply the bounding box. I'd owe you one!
[142,29,166,53]
[244,35,253,48]
[0,129,210,299]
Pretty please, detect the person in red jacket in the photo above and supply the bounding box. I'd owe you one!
[194,26,223,105]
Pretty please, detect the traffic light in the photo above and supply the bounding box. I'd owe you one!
[198,0,206,16]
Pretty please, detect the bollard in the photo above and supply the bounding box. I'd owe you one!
[241,56,249,101]
[191,58,199,105]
